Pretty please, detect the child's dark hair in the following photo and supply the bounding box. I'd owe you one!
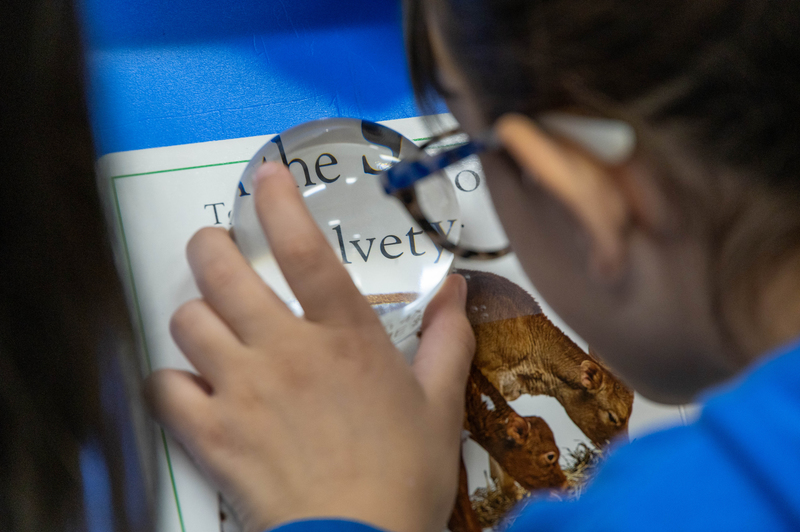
[405,0,800,192]
[0,1,154,530]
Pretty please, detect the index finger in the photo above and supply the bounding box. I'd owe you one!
[252,161,378,326]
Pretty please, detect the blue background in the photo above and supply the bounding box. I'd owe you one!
[80,0,434,156]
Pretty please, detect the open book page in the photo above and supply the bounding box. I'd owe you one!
[97,114,693,532]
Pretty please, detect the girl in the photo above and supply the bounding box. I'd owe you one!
[148,1,800,531]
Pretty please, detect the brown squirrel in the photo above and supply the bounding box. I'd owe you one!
[458,269,634,448]
[465,365,567,491]
[449,366,566,532]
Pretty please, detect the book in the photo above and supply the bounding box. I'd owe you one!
[97,114,694,532]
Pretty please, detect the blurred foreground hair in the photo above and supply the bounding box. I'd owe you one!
[0,1,154,530]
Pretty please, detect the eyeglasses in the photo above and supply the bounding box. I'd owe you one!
[379,128,512,260]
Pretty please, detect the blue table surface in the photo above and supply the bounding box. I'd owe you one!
[80,0,439,156]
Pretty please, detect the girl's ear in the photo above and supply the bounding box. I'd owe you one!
[495,113,632,281]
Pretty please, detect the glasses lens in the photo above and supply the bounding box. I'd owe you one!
[416,135,509,255]
[415,171,463,248]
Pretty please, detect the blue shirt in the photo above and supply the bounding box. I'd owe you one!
[268,339,800,532]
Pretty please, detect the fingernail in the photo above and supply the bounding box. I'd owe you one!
[253,160,283,189]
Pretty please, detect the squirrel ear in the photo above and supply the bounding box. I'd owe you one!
[506,416,530,444]
[580,360,604,391]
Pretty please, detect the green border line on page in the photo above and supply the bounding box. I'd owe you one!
[162,429,187,532]
[113,176,189,532]
[111,178,153,373]
[112,159,251,180]
[110,159,250,532]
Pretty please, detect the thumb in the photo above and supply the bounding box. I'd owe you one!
[412,274,475,420]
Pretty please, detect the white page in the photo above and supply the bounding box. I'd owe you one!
[98,114,689,532]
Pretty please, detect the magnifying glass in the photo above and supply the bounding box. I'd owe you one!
[231,118,463,352]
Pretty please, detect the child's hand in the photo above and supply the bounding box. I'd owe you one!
[144,162,475,532]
